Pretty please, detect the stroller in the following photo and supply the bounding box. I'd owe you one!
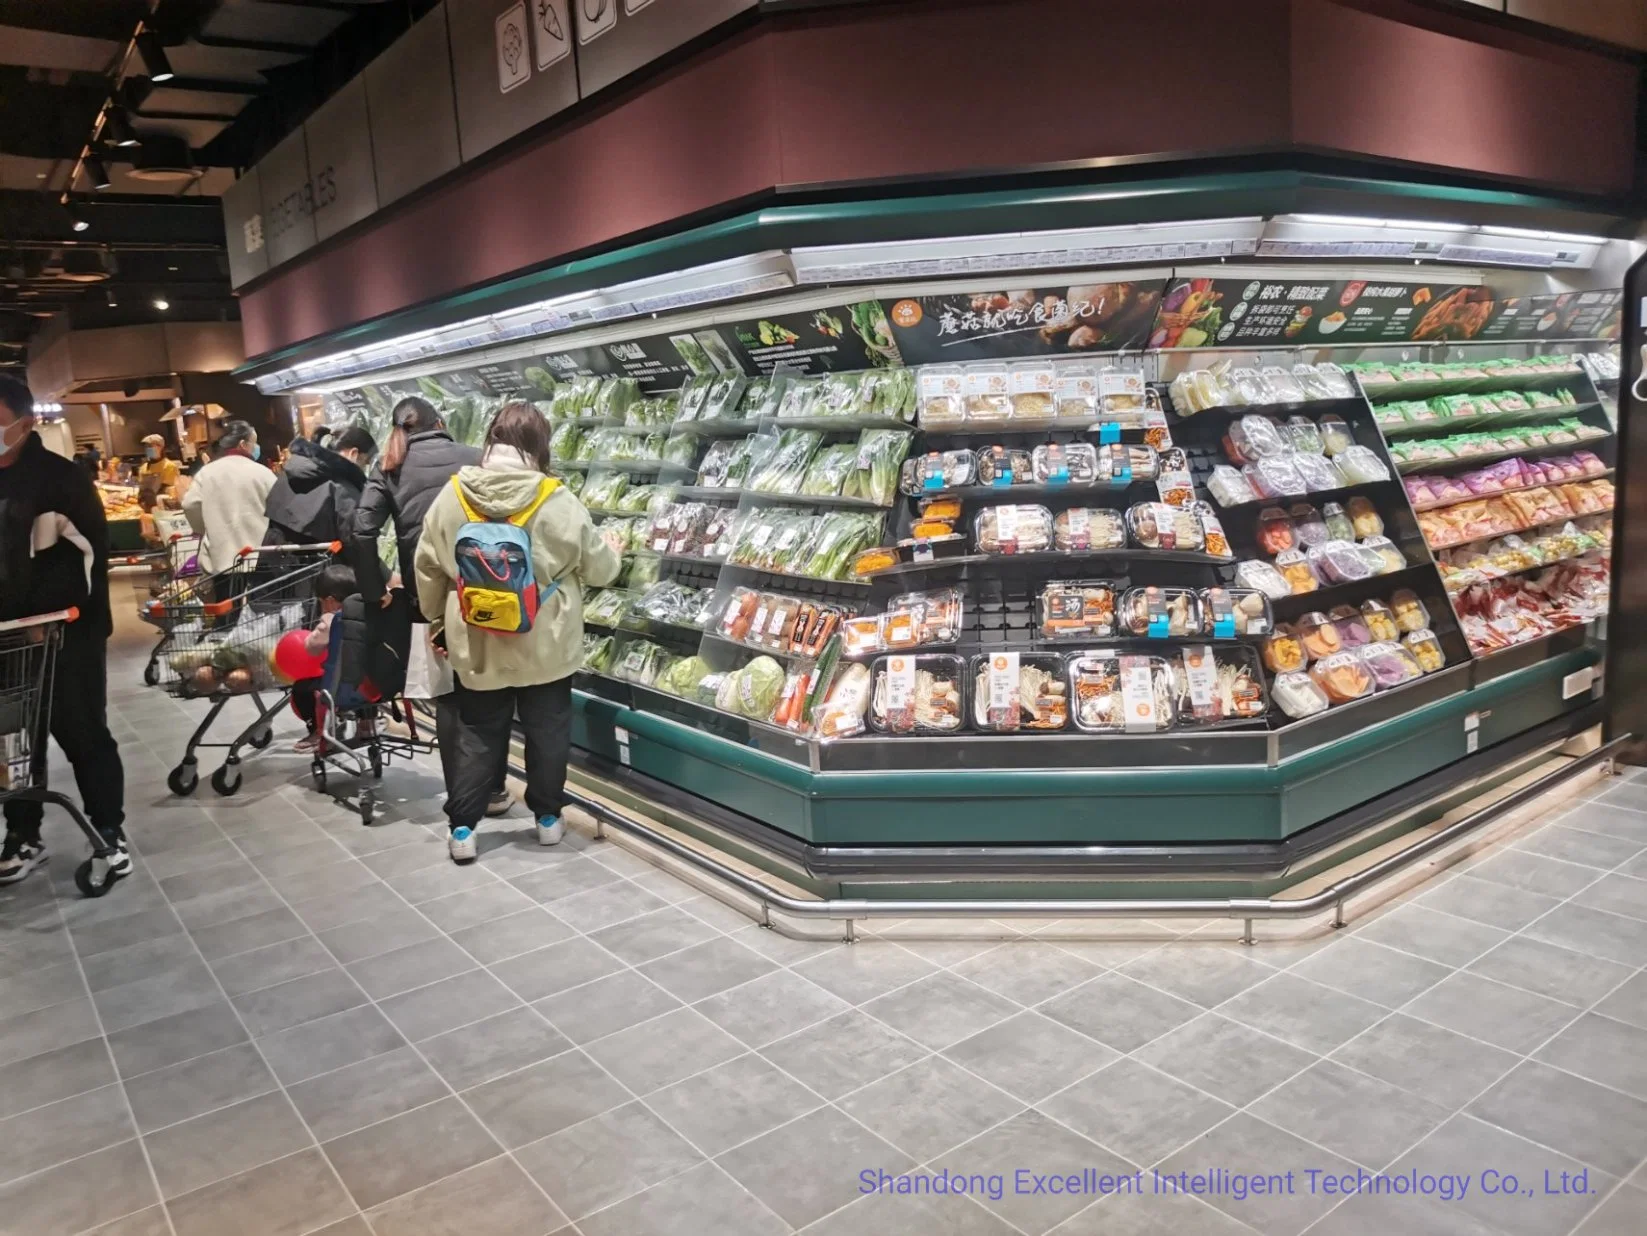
[308,591,436,825]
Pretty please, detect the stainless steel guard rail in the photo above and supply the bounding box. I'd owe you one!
[540,735,1630,944]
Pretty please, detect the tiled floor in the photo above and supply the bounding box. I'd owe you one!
[1,615,1645,1236]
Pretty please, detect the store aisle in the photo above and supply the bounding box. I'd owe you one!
[0,616,1644,1236]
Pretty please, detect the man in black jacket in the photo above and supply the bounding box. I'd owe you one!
[0,374,128,885]
[264,424,377,545]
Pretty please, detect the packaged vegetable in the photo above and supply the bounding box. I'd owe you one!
[582,635,616,674]
[1307,540,1376,584]
[900,450,977,495]
[1282,416,1324,455]
[1039,581,1117,641]
[614,639,669,686]
[799,443,858,497]
[1125,503,1204,551]
[1336,446,1391,485]
[842,615,885,656]
[963,364,1013,422]
[1318,415,1355,457]
[1099,369,1148,417]
[1263,624,1308,673]
[1054,508,1127,552]
[972,653,1068,732]
[1359,536,1406,574]
[1236,559,1292,600]
[1346,497,1384,539]
[796,512,885,580]
[976,505,1054,555]
[1264,367,1309,405]
[1293,454,1345,493]
[1359,641,1423,689]
[976,446,1034,487]
[851,547,897,577]
[1208,465,1257,508]
[1170,646,1268,725]
[1297,611,1342,660]
[1008,363,1059,420]
[1195,503,1234,560]
[1275,549,1320,594]
[1272,670,1331,719]
[1095,444,1159,485]
[655,655,712,698]
[1361,600,1400,642]
[722,656,787,720]
[739,375,785,421]
[917,366,966,426]
[1032,443,1099,486]
[1202,587,1272,637]
[1329,604,1372,649]
[870,654,965,734]
[1231,370,1275,406]
[1123,587,1203,638]
[843,429,913,506]
[1257,507,1297,555]
[1244,455,1308,499]
[1391,590,1430,633]
[774,378,821,420]
[1287,503,1328,549]
[1225,415,1289,463]
[1403,629,1446,673]
[815,663,874,738]
[748,429,823,493]
[884,588,963,647]
[1311,650,1377,703]
[1068,653,1174,733]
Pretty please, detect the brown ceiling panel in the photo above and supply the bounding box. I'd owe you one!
[200,0,350,48]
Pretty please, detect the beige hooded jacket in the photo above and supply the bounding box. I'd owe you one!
[414,447,620,690]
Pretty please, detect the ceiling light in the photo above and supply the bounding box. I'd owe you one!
[1481,224,1610,246]
[84,157,112,191]
[104,108,140,148]
[64,201,90,233]
[105,288,118,308]
[152,297,169,311]
[136,33,175,83]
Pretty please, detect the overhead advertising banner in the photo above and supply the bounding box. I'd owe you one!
[1477,289,1624,343]
[526,328,743,390]
[723,301,903,375]
[886,282,1165,363]
[1150,278,1507,347]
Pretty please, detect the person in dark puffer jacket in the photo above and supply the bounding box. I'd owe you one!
[264,425,377,548]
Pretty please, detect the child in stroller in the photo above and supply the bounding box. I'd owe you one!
[289,562,355,754]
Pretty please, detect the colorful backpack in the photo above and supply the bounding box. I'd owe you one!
[451,476,560,634]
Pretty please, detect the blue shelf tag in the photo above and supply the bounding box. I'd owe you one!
[1148,613,1170,638]
[1097,421,1121,445]
[1213,615,1236,638]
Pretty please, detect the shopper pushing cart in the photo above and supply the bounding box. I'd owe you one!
[0,374,129,892]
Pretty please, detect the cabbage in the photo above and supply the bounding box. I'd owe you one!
[732,656,785,720]
[655,655,710,698]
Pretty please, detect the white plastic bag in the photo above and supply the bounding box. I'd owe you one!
[404,623,453,699]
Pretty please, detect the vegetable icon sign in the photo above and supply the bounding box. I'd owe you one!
[577,0,615,41]
[495,3,530,93]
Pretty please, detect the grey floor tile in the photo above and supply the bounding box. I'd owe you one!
[1250,1058,1449,1170]
[803,1189,1020,1236]
[66,906,183,960]
[517,1100,702,1218]
[1157,1112,1356,1236]
[265,859,382,906]
[1468,1059,1647,1177]
[1516,824,1642,870]
[123,1041,276,1133]
[728,922,843,966]
[1525,903,1647,967]
[719,1105,912,1230]
[1535,1013,1647,1100]
[231,967,367,1037]
[172,884,289,933]
[678,892,758,934]
[1573,1184,1647,1236]
[945,1011,1117,1105]
[841,1055,1023,1162]
[585,1006,745,1095]
[462,1050,630,1148]
[106,1001,247,1078]
[364,1154,568,1236]
[759,1009,929,1101]
[165,1147,355,1236]
[188,906,309,962]
[377,967,520,1042]
[146,1090,313,1198]
[1051,1187,1261,1236]
[1388,1114,1616,1236]
[637,936,777,1004]
[1354,904,1509,967]
[288,881,406,934]
[1041,1057,1234,1168]
[1464,848,1603,899]
[1291,937,1452,1008]
[286,1045,449,1142]
[1404,971,1582,1054]
[346,937,474,1000]
[315,907,440,966]
[1216,973,1386,1054]
[1564,802,1647,843]
[944,1109,1134,1235]
[1467,935,1634,1009]
[490,937,626,1003]
[646,1052,822,1157]
[382,859,503,907]
[1134,1013,1317,1107]
[694,969,850,1049]
[952,941,1104,1007]
[1330,1013,1520,1110]
[322,1094,496,1210]
[251,838,352,880]
[1594,971,1647,1030]
[80,935,200,993]
[416,882,537,934]
[1579,873,1647,921]
[82,1205,177,1236]
[357,839,447,881]
[0,1139,159,1236]
[861,972,1020,1051]
[258,1003,405,1086]
[1306,1184,1503,1236]
[791,942,937,1006]
[1416,874,1564,932]
[588,906,719,967]
[0,1037,115,1121]
[0,993,101,1068]
[448,906,573,965]
[209,935,336,998]
[577,1160,788,1236]
[418,1006,572,1091]
[532,969,680,1046]
[92,958,222,1034]
[507,854,625,905]
[1117,946,1277,1009]
[1039,973,1202,1053]
[0,1083,134,1186]
[549,881,669,934]
[158,860,265,907]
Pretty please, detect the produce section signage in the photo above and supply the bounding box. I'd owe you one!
[528,328,743,391]
[1151,278,1503,347]
[723,302,904,375]
[885,282,1164,363]
[1477,290,1623,342]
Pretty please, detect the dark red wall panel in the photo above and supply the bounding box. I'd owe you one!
[239,0,1637,361]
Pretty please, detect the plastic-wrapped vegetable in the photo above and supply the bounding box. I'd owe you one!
[748,429,823,493]
[775,378,821,420]
[719,656,786,720]
[661,432,701,470]
[655,655,712,697]
[594,377,639,423]
[797,512,883,580]
[677,376,712,423]
[582,636,616,674]
[581,470,629,510]
[865,368,917,422]
[842,429,912,506]
[870,654,965,734]
[549,421,585,464]
[698,373,748,422]
[800,444,859,497]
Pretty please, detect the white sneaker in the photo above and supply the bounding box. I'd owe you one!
[0,837,46,885]
[486,788,512,817]
[536,816,564,847]
[448,826,477,864]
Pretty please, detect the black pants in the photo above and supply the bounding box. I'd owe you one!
[443,677,571,831]
[5,633,124,843]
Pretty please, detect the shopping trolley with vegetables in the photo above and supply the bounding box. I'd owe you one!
[133,530,205,686]
[0,609,126,897]
[148,543,337,797]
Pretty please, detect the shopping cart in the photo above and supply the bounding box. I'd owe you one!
[133,531,204,687]
[148,543,338,797]
[0,609,126,898]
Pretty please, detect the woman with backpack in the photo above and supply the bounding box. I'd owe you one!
[414,401,620,863]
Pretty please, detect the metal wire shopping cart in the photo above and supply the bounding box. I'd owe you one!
[132,531,204,687]
[0,609,126,897]
[147,543,338,797]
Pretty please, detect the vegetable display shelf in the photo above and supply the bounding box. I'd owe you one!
[1394,438,1607,477]
[1357,367,1594,402]
[1426,500,1615,553]
[1378,401,1604,440]
[1413,469,1614,513]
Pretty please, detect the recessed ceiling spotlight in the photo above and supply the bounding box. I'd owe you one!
[84,157,112,191]
[136,33,174,83]
[152,296,169,311]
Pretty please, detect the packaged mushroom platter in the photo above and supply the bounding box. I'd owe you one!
[869,653,966,734]
[1169,645,1269,726]
[972,652,1069,732]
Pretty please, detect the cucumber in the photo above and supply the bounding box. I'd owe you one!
[803,632,842,726]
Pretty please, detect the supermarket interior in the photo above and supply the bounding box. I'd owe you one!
[5,1,1647,1235]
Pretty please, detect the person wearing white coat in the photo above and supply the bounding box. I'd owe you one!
[181,419,275,574]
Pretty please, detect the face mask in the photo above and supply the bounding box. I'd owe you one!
[250,443,262,461]
[0,418,32,453]
[144,446,159,460]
